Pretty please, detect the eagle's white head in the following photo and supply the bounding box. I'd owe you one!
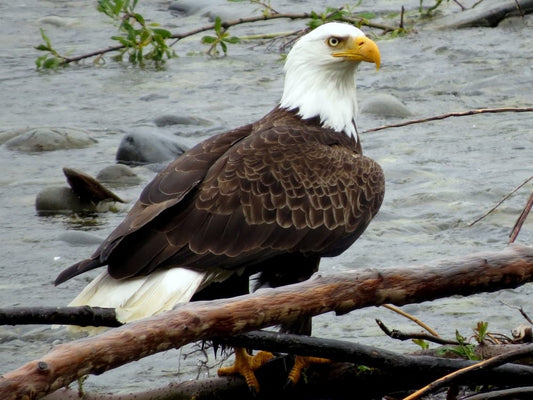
[280,22,380,138]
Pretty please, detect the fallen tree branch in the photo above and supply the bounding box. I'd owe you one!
[41,332,533,400]
[461,386,533,400]
[403,344,533,400]
[1,245,533,399]
[363,107,533,133]
[0,306,120,327]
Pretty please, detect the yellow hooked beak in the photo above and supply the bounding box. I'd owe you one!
[332,36,381,70]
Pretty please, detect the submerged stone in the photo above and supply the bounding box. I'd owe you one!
[2,127,97,152]
[116,131,188,166]
[96,164,142,186]
[361,93,412,118]
[35,186,95,214]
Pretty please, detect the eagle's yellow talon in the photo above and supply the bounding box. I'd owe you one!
[217,348,274,392]
[287,356,331,385]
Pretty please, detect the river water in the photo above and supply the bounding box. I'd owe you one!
[0,0,531,395]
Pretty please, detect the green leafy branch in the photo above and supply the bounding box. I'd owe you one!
[97,0,175,64]
[201,17,240,57]
[34,1,401,69]
[35,28,66,69]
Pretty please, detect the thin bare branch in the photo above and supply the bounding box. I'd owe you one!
[375,319,457,346]
[363,107,533,133]
[382,304,440,337]
[469,175,532,227]
[509,188,533,244]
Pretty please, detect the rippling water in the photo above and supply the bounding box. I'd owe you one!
[0,0,531,394]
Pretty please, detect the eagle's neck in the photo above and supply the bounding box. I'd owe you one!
[280,56,359,139]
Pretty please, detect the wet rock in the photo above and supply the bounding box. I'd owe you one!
[168,0,258,20]
[361,93,412,119]
[154,114,212,127]
[168,0,210,16]
[57,231,103,247]
[35,185,123,215]
[2,127,97,152]
[35,187,95,214]
[431,0,533,29]
[116,131,188,166]
[96,164,142,186]
[38,16,79,28]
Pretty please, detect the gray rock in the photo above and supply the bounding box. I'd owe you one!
[168,0,210,16]
[2,127,97,152]
[38,16,79,28]
[116,131,188,166]
[361,93,412,119]
[35,187,95,214]
[57,231,103,246]
[96,164,142,186]
[154,114,212,127]
[35,185,123,215]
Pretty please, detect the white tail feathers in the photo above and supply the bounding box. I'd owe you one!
[68,268,206,323]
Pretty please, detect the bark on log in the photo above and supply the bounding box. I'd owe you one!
[1,245,533,399]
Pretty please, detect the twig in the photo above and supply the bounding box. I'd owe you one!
[469,175,532,227]
[375,319,457,346]
[363,107,533,133]
[505,302,533,326]
[382,304,440,337]
[402,344,533,400]
[509,188,533,244]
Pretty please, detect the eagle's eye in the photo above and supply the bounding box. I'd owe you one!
[327,37,341,47]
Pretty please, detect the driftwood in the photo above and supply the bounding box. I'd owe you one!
[39,333,533,400]
[1,245,533,399]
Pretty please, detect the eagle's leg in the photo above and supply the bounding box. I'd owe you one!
[287,355,331,385]
[256,254,327,387]
[217,347,274,392]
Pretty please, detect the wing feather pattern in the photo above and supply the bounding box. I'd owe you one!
[55,107,384,289]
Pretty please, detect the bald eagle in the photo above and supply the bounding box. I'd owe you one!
[55,22,384,390]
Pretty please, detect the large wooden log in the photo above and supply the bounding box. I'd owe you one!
[1,245,532,399]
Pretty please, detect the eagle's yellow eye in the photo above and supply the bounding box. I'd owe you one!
[327,37,341,47]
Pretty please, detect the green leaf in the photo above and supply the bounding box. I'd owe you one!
[152,28,171,39]
[201,36,216,44]
[214,16,222,34]
[134,13,145,25]
[220,41,227,54]
[43,57,61,69]
[358,12,376,19]
[224,36,240,44]
[35,44,51,51]
[39,28,52,48]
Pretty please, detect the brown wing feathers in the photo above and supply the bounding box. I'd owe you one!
[55,107,384,285]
